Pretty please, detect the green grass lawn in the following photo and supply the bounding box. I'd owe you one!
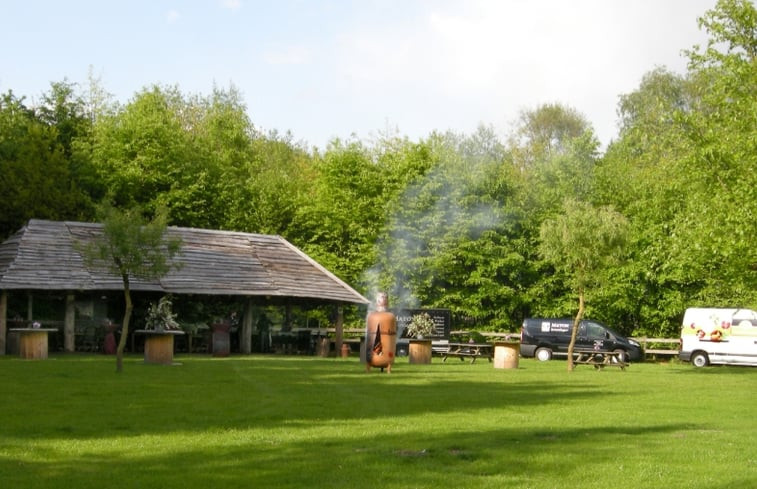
[1,354,755,488]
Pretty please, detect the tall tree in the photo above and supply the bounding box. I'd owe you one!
[225,131,312,235]
[87,85,231,228]
[538,199,629,370]
[0,91,86,238]
[509,103,591,171]
[677,0,757,305]
[293,139,388,287]
[371,128,531,329]
[506,104,601,324]
[595,68,696,334]
[82,204,181,372]
[595,0,757,333]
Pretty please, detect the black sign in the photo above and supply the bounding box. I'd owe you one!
[393,308,451,339]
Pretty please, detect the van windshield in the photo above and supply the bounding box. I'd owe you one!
[603,325,624,339]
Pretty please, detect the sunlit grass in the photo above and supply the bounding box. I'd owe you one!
[1,354,755,488]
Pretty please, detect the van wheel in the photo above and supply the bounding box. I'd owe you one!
[691,352,709,368]
[613,349,628,363]
[535,347,552,362]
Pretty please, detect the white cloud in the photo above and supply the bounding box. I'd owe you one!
[165,9,180,24]
[329,0,710,147]
[221,0,242,11]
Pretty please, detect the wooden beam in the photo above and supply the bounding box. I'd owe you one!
[335,305,344,355]
[64,293,75,352]
[241,299,253,354]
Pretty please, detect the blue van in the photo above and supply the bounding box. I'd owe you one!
[520,318,643,362]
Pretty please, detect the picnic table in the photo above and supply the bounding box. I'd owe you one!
[572,350,628,370]
[442,342,493,363]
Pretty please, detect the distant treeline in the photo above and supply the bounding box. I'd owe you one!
[1,0,754,336]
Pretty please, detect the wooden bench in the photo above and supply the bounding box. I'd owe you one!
[431,339,450,356]
[572,350,629,370]
[442,343,493,363]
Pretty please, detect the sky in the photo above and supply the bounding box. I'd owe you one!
[1,0,716,151]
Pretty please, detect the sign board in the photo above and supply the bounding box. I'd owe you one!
[393,308,451,339]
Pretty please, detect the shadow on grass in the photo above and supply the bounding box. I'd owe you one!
[668,364,757,375]
[0,354,616,439]
[1,418,699,488]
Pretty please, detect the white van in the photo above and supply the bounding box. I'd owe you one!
[679,308,757,367]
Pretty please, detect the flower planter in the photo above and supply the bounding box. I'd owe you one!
[9,328,58,360]
[136,330,184,365]
[493,341,520,369]
[408,339,432,364]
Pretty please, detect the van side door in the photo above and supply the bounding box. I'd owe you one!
[577,321,609,351]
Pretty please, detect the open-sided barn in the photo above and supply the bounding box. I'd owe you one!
[0,219,369,355]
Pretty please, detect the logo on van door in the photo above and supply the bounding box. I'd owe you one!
[541,321,570,333]
[686,314,732,343]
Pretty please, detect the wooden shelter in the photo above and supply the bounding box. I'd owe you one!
[0,219,369,355]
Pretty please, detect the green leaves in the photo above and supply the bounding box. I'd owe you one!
[539,199,629,294]
[0,90,90,238]
[88,203,181,281]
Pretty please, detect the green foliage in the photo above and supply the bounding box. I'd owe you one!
[82,203,182,371]
[86,203,181,281]
[539,200,629,295]
[596,0,757,335]
[677,0,757,306]
[293,136,432,290]
[144,295,181,331]
[370,128,530,330]
[0,91,91,238]
[405,312,435,338]
[87,86,213,224]
[509,102,592,170]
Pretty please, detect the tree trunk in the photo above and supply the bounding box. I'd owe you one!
[567,289,585,371]
[116,275,133,373]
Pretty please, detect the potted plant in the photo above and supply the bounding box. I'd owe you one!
[145,296,181,332]
[406,312,435,339]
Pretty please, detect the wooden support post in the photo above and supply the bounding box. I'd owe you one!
[0,291,6,355]
[284,303,292,332]
[27,292,33,321]
[335,305,344,356]
[241,298,253,354]
[64,293,76,353]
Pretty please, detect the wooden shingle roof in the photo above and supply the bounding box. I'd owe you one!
[0,220,369,304]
